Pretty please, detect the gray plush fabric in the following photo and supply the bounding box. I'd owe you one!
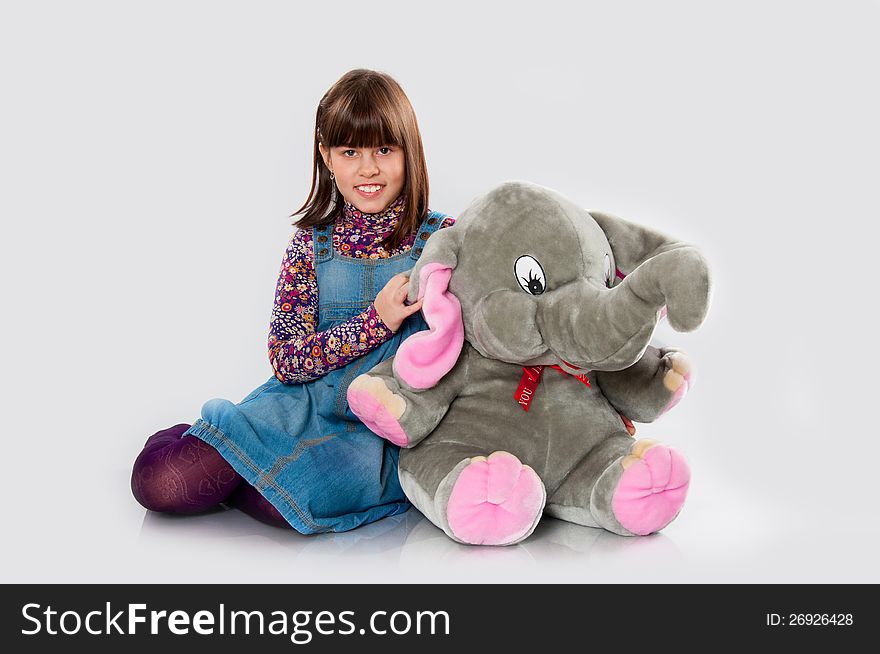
[353,180,712,545]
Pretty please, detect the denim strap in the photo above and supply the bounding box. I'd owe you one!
[313,223,334,263]
[314,210,448,264]
[410,210,449,261]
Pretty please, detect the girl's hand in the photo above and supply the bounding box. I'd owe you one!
[374,272,424,332]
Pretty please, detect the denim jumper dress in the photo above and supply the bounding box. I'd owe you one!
[183,210,448,534]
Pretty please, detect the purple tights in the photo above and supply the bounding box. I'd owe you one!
[131,423,291,529]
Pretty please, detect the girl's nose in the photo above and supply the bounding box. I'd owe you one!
[359,155,379,175]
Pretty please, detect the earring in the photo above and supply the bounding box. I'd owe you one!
[329,171,335,180]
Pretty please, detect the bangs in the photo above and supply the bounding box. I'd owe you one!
[296,68,429,246]
[322,93,403,148]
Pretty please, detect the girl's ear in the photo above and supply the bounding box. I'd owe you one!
[394,227,465,389]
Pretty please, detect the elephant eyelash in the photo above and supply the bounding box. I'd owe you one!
[520,270,545,294]
[514,255,546,295]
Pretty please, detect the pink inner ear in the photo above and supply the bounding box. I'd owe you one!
[393,263,464,389]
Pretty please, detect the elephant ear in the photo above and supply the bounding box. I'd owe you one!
[394,226,465,390]
[590,210,712,331]
[589,210,686,280]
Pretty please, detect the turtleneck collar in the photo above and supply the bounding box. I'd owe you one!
[340,192,406,233]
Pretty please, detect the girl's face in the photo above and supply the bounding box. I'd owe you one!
[319,143,406,214]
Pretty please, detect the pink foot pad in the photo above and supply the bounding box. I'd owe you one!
[347,386,409,447]
[660,369,693,416]
[612,444,690,536]
[447,451,545,546]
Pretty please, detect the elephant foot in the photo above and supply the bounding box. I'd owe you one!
[659,350,694,416]
[347,375,409,446]
[446,451,546,546]
[615,440,690,535]
[592,440,690,536]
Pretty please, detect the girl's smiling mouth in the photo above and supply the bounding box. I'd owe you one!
[355,184,384,197]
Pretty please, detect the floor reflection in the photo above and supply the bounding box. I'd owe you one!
[138,504,682,582]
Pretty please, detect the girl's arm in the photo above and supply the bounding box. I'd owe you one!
[267,229,394,384]
[268,216,457,384]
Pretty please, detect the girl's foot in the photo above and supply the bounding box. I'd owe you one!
[131,424,242,514]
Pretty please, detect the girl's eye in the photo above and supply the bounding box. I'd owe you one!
[341,147,392,156]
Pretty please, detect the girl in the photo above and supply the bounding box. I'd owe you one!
[131,69,455,533]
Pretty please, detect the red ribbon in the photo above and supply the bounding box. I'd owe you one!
[513,364,636,435]
[515,365,590,412]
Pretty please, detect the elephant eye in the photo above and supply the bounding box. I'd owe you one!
[514,255,546,295]
[604,253,614,288]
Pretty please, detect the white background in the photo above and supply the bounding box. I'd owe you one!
[2,0,878,582]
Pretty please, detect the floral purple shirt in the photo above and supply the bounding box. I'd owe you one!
[268,194,455,384]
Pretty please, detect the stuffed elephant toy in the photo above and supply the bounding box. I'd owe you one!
[347,180,712,546]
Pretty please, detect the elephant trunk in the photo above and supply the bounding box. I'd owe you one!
[540,246,711,371]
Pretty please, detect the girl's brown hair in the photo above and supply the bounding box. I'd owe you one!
[291,69,430,252]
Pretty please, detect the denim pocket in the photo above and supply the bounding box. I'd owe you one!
[319,304,369,323]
